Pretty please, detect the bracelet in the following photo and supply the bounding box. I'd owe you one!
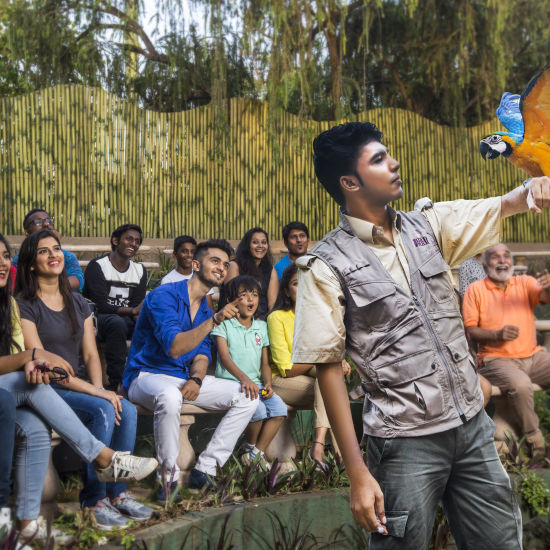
[32,348,36,361]
[212,313,221,326]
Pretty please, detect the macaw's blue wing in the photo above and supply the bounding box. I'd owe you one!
[496,92,524,139]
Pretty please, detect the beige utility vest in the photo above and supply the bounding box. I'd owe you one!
[310,210,483,438]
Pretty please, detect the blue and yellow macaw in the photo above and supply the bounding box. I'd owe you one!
[480,65,550,176]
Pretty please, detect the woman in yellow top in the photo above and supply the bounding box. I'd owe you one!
[267,263,350,463]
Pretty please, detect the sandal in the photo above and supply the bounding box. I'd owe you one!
[308,441,328,470]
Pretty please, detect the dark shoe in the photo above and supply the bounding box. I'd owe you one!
[156,481,179,503]
[187,468,214,491]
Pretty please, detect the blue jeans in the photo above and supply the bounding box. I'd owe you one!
[0,372,104,464]
[250,384,288,422]
[14,408,51,520]
[55,388,137,507]
[0,388,16,508]
[366,410,522,550]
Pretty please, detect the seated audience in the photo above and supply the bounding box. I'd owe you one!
[267,264,347,463]
[0,233,156,542]
[16,230,152,529]
[219,227,278,320]
[213,276,286,468]
[274,222,309,280]
[83,224,147,391]
[463,243,550,454]
[161,235,215,310]
[123,239,257,496]
[13,208,84,291]
[458,253,486,300]
[0,388,15,536]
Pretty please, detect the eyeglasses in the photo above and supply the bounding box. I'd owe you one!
[34,364,69,382]
[30,217,55,228]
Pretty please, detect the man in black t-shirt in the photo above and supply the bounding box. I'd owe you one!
[84,224,146,391]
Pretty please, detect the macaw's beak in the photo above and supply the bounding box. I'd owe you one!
[479,140,499,160]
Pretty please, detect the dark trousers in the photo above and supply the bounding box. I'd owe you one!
[97,314,135,390]
[367,410,522,550]
[55,388,137,506]
[0,388,16,507]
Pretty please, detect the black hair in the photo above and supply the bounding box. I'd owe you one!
[15,229,80,337]
[0,234,21,356]
[110,224,143,251]
[235,227,273,281]
[271,263,298,313]
[174,235,197,253]
[23,208,48,230]
[194,239,234,262]
[312,122,383,205]
[224,275,262,303]
[282,222,309,244]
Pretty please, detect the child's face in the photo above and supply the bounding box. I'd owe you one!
[175,242,196,270]
[285,273,299,304]
[236,286,259,318]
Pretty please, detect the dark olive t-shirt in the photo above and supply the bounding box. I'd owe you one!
[17,293,91,378]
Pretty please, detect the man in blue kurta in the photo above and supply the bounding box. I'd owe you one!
[123,239,257,492]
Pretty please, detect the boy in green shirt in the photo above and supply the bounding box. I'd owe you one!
[212,275,287,467]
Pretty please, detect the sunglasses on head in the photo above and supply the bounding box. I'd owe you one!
[34,364,69,382]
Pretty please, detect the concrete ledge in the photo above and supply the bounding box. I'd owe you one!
[100,488,354,550]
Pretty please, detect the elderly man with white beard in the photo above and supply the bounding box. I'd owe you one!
[463,243,550,455]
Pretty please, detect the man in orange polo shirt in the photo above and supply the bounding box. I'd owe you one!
[463,243,550,452]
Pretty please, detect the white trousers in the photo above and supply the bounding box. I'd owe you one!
[128,372,258,476]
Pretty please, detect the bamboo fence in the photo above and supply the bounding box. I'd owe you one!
[1,84,547,241]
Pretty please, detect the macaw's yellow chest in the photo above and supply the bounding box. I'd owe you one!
[511,139,550,177]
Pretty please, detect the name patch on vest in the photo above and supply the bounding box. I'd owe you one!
[413,236,430,247]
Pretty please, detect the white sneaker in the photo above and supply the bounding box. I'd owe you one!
[0,507,12,538]
[95,451,158,482]
[241,451,271,471]
[19,516,73,544]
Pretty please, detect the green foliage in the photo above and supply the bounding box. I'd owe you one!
[534,392,550,440]
[521,473,550,516]
[120,533,136,550]
[2,0,550,126]
[54,510,135,548]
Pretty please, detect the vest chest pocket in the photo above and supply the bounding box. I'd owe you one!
[342,264,396,308]
[417,253,455,307]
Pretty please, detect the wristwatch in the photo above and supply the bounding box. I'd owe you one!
[189,376,203,387]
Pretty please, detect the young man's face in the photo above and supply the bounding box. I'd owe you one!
[113,229,141,259]
[235,286,259,319]
[194,248,230,287]
[484,244,514,284]
[25,211,60,239]
[175,242,196,271]
[285,229,309,257]
[348,141,402,207]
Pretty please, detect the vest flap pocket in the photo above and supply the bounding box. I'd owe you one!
[445,336,470,363]
[418,253,450,278]
[348,281,396,308]
[341,262,370,277]
[375,359,435,387]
